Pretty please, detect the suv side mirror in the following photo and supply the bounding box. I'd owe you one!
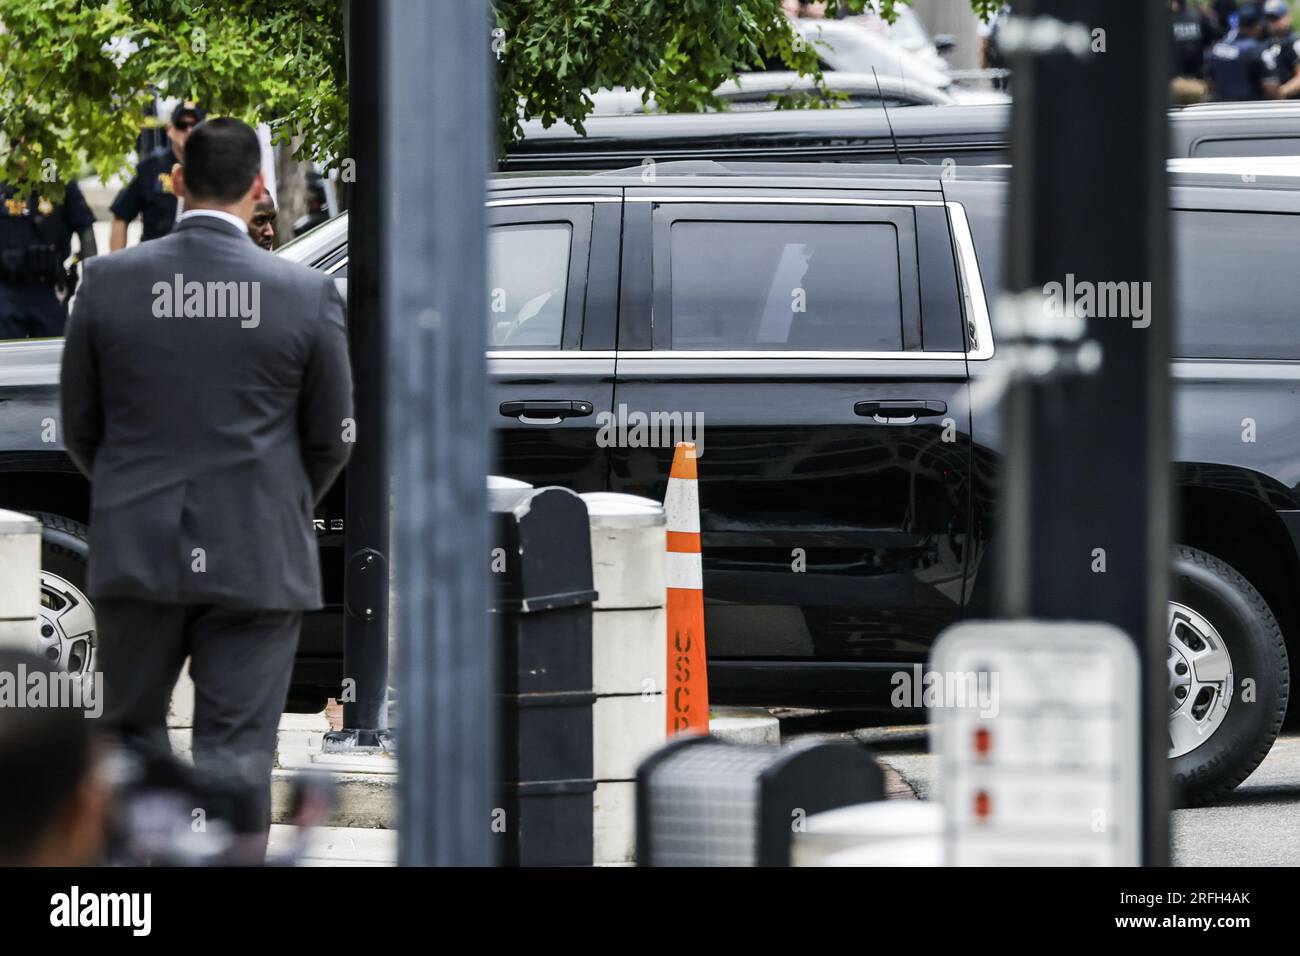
[934,34,957,54]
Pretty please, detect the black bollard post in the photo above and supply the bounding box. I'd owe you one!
[490,484,598,866]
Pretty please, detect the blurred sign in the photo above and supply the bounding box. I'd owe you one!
[931,621,1139,866]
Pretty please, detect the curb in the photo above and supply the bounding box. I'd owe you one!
[709,706,781,746]
[272,769,396,829]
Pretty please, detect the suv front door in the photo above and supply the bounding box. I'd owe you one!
[488,195,621,492]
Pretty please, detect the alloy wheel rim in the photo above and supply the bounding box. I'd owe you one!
[1167,601,1233,759]
[37,570,96,678]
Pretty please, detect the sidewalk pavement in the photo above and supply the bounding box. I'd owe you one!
[168,670,833,864]
[268,825,396,866]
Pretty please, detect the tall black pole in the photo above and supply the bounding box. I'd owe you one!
[326,0,390,752]
[998,2,1171,865]
[385,0,495,865]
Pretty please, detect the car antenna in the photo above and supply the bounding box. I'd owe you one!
[871,66,905,165]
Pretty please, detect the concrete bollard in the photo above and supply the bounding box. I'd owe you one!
[580,492,668,866]
[0,510,41,653]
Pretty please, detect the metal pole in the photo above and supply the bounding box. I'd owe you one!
[325,0,391,753]
[384,0,495,865]
[998,1,1171,865]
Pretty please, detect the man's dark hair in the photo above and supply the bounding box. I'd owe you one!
[0,650,95,864]
[181,117,261,204]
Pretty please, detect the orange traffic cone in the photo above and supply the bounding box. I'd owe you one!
[664,441,708,735]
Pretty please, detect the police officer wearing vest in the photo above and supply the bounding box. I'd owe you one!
[1172,1,1215,80]
[0,166,97,339]
[108,102,204,251]
[1207,3,1282,100]
[1264,0,1300,95]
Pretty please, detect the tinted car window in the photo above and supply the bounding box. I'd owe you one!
[1174,210,1300,359]
[487,222,570,349]
[669,220,903,350]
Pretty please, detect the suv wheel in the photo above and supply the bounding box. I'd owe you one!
[27,512,96,678]
[1170,545,1288,806]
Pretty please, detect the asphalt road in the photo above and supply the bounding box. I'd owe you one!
[775,712,1300,867]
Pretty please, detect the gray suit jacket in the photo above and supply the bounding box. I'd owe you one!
[60,214,354,610]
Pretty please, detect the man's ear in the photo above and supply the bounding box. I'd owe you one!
[249,171,266,204]
[172,163,188,201]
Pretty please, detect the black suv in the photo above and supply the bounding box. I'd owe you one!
[6,160,1300,804]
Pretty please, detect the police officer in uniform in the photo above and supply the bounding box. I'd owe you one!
[1171,1,1217,102]
[0,174,96,339]
[108,101,205,251]
[1211,0,1240,40]
[1264,0,1300,95]
[1206,4,1281,100]
[1172,1,1215,80]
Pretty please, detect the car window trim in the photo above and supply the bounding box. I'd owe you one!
[487,203,593,351]
[624,195,991,360]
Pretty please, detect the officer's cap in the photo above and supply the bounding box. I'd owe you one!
[1264,0,1289,18]
[1237,3,1264,26]
[170,100,207,127]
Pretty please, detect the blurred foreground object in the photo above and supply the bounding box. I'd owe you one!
[104,740,335,866]
[791,801,942,867]
[0,649,108,866]
[932,621,1140,866]
[636,736,884,866]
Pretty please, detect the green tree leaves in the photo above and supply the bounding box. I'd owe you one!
[0,0,994,196]
[0,0,344,199]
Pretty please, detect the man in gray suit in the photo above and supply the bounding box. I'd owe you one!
[60,118,353,836]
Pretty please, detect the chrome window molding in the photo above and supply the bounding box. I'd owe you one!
[614,354,969,379]
[488,350,615,360]
[0,337,64,386]
[944,200,995,361]
[616,349,966,361]
[627,195,946,207]
[1172,359,1300,380]
[487,196,620,206]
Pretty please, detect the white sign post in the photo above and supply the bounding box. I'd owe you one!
[932,620,1140,866]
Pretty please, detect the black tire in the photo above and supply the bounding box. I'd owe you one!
[1171,544,1289,806]
[29,511,90,587]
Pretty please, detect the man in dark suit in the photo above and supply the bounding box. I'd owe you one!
[60,118,354,836]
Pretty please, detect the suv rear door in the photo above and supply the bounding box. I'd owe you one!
[611,186,976,696]
[488,192,621,492]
